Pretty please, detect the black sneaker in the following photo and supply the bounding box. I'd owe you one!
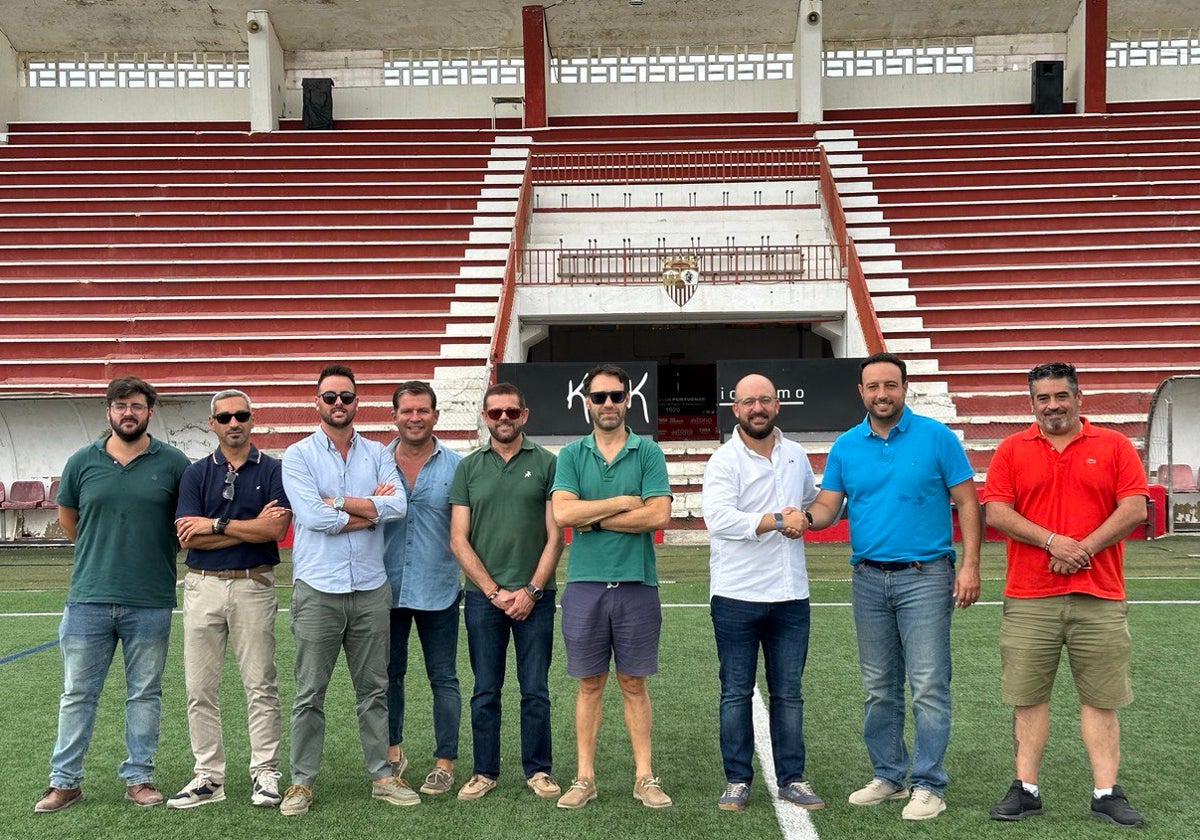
[1090,785,1145,828]
[989,780,1043,821]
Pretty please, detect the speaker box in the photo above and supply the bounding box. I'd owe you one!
[302,78,334,130]
[1031,60,1064,115]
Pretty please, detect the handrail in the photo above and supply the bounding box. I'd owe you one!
[486,150,534,383]
[818,145,887,355]
[532,147,821,185]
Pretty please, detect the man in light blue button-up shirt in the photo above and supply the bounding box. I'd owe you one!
[279,365,413,815]
[381,381,463,796]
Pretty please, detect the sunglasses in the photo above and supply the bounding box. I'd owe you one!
[485,407,523,421]
[222,469,238,501]
[319,391,357,405]
[213,410,252,424]
[588,390,628,405]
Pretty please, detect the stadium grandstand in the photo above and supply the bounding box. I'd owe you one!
[0,0,1198,540]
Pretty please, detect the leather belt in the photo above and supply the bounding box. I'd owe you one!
[861,559,922,572]
[188,565,274,588]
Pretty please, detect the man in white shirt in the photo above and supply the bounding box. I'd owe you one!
[701,373,822,813]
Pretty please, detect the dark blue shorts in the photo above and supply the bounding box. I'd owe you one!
[559,581,662,679]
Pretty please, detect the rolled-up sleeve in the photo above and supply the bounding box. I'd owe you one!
[370,449,407,524]
[282,444,349,534]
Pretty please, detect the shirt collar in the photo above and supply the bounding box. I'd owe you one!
[856,405,912,438]
[582,427,640,452]
[731,425,783,456]
[1020,416,1096,442]
[211,444,262,466]
[93,433,162,455]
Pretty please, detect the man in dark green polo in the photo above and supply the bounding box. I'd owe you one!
[449,382,562,802]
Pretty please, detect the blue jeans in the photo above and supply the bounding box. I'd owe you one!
[851,560,954,795]
[387,594,462,759]
[48,603,173,789]
[710,595,810,787]
[463,590,555,779]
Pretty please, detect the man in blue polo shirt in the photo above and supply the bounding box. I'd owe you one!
[551,363,673,811]
[35,376,190,813]
[803,353,981,822]
[167,389,291,810]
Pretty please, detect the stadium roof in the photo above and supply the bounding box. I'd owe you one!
[0,0,1189,54]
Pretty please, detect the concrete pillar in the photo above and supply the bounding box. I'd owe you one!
[247,10,285,132]
[0,31,18,137]
[522,5,547,127]
[1066,0,1108,114]
[796,0,824,123]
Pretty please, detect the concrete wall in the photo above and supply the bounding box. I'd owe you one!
[1110,65,1200,104]
[825,68,1036,111]
[0,33,16,134]
[17,87,248,123]
[551,78,796,116]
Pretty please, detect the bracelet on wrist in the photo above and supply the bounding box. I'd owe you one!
[487,586,500,601]
[1044,533,1056,550]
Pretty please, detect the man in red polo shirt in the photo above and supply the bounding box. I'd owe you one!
[982,362,1148,829]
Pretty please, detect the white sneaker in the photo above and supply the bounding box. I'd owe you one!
[902,789,946,821]
[166,774,225,809]
[251,770,283,807]
[848,778,909,806]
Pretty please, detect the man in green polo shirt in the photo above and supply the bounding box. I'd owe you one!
[550,363,673,811]
[35,376,191,814]
[449,382,563,802]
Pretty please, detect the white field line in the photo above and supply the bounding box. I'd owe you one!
[752,684,821,840]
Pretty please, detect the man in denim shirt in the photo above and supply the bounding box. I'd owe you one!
[382,381,463,799]
[278,364,409,816]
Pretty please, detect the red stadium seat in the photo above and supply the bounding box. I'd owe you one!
[0,480,46,539]
[1156,464,1198,492]
[41,479,61,509]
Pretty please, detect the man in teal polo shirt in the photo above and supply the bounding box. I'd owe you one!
[550,363,673,811]
[450,382,563,802]
[35,376,191,813]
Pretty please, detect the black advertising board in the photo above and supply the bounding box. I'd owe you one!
[715,358,865,437]
[495,362,659,438]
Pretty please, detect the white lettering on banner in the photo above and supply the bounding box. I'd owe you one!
[566,371,651,425]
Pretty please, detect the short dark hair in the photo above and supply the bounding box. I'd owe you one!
[317,364,356,389]
[392,380,437,410]
[859,352,907,384]
[1027,362,1079,395]
[483,381,526,409]
[106,376,158,409]
[582,363,631,393]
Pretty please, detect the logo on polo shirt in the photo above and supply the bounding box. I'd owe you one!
[525,471,532,478]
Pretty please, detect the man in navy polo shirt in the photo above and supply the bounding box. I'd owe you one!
[803,353,981,822]
[168,389,291,810]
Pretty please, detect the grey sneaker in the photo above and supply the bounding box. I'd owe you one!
[372,776,420,807]
[849,778,909,805]
[557,778,598,810]
[166,774,225,809]
[251,770,283,807]
[634,776,672,808]
[780,780,825,810]
[902,788,947,821]
[279,784,312,816]
[419,767,455,795]
[718,782,751,811]
[457,774,497,801]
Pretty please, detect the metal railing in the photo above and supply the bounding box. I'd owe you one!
[532,148,821,185]
[519,243,840,286]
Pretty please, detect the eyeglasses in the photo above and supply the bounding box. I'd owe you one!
[222,469,238,501]
[485,407,523,421]
[588,390,628,405]
[736,395,778,408]
[110,402,149,414]
[319,391,357,405]
[213,410,252,424]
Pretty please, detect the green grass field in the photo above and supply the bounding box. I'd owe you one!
[2,537,1198,840]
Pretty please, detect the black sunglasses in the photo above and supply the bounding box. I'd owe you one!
[319,391,357,405]
[588,390,628,405]
[222,469,238,501]
[485,407,522,421]
[213,410,252,424]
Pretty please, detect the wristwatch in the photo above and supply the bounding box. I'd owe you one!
[526,584,544,601]
[802,509,814,527]
[212,517,229,535]
[774,513,784,531]
[333,496,345,511]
